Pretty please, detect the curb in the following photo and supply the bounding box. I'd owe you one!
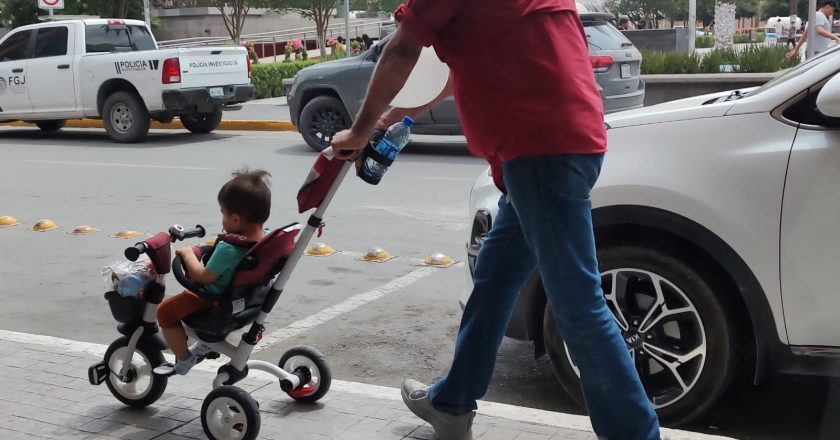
[3,119,297,132]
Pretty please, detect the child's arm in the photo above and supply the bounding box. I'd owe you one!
[176,247,220,286]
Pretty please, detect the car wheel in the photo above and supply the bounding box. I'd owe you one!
[299,96,350,152]
[542,245,739,426]
[103,91,150,143]
[181,106,223,134]
[35,120,66,132]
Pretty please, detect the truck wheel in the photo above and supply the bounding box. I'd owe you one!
[299,96,350,152]
[35,120,66,132]
[103,91,150,143]
[181,106,223,134]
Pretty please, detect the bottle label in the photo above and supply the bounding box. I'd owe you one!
[376,138,401,160]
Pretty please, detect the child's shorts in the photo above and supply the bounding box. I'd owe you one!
[157,291,209,329]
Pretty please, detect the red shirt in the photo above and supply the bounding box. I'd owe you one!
[395,0,607,184]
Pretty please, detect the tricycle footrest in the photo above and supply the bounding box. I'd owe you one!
[88,361,109,386]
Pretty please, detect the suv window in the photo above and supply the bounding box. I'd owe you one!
[0,30,33,61]
[584,21,633,50]
[34,26,68,58]
[85,24,156,53]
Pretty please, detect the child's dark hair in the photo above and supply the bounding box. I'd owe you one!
[218,169,272,223]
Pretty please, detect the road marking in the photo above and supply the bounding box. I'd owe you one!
[0,327,729,440]
[23,159,215,171]
[253,266,438,353]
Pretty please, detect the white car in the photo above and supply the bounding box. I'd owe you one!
[0,19,254,142]
[465,46,840,425]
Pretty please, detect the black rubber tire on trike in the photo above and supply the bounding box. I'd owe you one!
[279,345,332,403]
[181,105,223,134]
[103,336,168,408]
[201,385,261,440]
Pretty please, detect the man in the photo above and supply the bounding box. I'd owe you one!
[787,0,840,59]
[331,1,661,439]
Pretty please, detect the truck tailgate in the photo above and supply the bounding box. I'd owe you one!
[177,47,249,88]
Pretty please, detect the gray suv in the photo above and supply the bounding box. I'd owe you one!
[288,12,644,152]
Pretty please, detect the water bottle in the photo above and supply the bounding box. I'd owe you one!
[360,116,413,185]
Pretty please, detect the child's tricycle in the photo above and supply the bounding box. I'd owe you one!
[89,152,356,440]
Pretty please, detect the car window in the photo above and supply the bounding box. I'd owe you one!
[85,24,156,53]
[0,30,33,62]
[34,26,68,58]
[584,22,632,51]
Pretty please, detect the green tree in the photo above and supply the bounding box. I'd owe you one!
[272,0,339,59]
[1,0,145,28]
[211,0,250,43]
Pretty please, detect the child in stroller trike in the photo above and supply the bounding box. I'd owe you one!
[89,153,356,440]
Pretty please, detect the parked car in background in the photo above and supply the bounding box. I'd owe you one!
[465,45,840,425]
[288,9,645,151]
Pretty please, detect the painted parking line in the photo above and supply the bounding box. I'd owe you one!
[0,328,730,440]
[254,266,439,353]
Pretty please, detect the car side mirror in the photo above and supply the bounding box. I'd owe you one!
[816,73,840,118]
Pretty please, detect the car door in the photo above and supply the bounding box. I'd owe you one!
[779,82,840,347]
[0,29,35,116]
[27,24,76,113]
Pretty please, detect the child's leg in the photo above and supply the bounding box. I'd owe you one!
[157,291,208,359]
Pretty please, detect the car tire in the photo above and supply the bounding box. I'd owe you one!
[103,91,150,143]
[35,120,66,132]
[181,106,223,134]
[542,245,739,426]
[299,96,351,152]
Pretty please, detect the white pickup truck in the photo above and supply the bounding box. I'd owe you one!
[0,19,255,142]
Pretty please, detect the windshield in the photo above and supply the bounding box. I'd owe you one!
[751,45,840,95]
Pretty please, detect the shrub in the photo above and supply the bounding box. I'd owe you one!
[641,46,799,74]
[250,60,320,99]
[754,32,766,43]
[696,35,715,48]
[734,33,751,44]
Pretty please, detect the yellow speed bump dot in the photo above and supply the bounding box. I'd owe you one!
[359,247,395,263]
[305,242,336,257]
[69,225,98,236]
[110,230,142,239]
[0,215,20,228]
[416,252,458,268]
[31,219,58,232]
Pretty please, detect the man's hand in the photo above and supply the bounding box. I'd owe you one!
[786,49,798,59]
[332,129,370,160]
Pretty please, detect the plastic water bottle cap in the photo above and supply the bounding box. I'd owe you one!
[402,116,414,128]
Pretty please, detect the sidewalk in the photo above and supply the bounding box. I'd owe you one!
[224,97,291,122]
[0,329,729,440]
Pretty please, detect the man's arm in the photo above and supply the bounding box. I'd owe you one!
[375,74,453,130]
[331,25,424,159]
[787,31,807,58]
[816,25,840,41]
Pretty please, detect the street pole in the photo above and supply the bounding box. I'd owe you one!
[688,0,696,52]
[143,0,151,25]
[806,0,817,59]
[344,0,350,57]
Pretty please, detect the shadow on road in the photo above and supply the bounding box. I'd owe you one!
[0,128,232,148]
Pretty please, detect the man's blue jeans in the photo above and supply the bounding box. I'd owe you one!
[427,154,660,440]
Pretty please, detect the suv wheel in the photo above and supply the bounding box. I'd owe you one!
[299,96,350,152]
[542,245,739,425]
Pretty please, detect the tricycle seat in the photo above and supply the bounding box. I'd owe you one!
[177,223,301,342]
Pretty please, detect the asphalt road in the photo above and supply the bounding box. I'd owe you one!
[0,127,837,440]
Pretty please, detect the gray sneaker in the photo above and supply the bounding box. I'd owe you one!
[401,379,474,440]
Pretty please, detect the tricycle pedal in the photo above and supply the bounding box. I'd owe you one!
[88,361,109,386]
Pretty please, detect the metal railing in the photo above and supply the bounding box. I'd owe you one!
[158,18,395,63]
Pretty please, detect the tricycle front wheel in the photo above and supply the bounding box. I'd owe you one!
[104,336,168,408]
